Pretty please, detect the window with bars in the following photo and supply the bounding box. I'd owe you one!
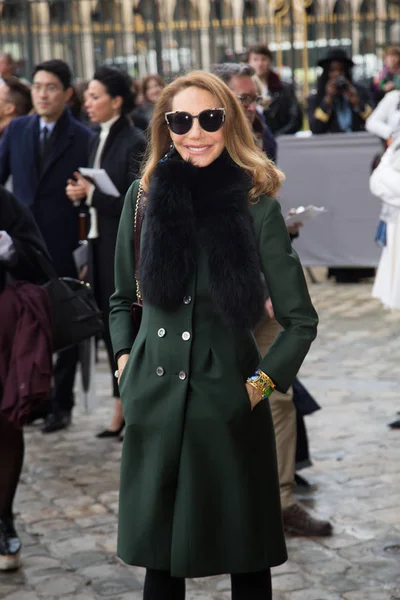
[48,0,69,24]
[91,0,116,24]
[1,0,24,22]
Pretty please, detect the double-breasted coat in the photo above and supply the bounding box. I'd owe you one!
[110,157,318,578]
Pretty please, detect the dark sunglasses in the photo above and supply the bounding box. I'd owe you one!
[165,108,226,135]
[236,94,263,107]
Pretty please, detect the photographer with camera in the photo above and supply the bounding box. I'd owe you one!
[307,49,372,135]
[308,50,374,283]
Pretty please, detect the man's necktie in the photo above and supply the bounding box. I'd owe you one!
[39,126,50,172]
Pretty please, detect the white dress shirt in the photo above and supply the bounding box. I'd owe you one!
[260,82,269,98]
[39,118,56,139]
[86,115,120,239]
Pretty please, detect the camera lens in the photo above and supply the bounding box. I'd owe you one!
[335,76,348,93]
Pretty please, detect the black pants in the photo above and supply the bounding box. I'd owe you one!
[328,267,375,283]
[296,412,311,470]
[143,569,272,600]
[0,414,24,518]
[52,345,79,413]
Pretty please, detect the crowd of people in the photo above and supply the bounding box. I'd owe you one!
[0,40,399,596]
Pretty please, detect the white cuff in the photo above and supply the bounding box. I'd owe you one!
[0,231,16,263]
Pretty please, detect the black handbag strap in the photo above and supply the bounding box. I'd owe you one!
[33,248,59,282]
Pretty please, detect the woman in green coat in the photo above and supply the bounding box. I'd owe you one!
[109,71,318,599]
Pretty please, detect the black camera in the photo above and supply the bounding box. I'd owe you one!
[335,76,349,93]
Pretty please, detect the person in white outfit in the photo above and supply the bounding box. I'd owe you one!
[366,90,400,141]
[369,134,400,429]
[370,135,400,309]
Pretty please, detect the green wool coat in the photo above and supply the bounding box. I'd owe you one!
[109,179,318,578]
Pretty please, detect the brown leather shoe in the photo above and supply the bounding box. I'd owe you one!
[282,503,333,536]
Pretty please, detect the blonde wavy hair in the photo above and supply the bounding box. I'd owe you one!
[141,70,284,200]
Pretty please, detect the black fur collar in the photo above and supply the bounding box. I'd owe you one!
[139,151,265,329]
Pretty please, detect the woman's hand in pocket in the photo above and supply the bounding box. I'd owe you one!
[245,383,263,411]
[117,354,130,384]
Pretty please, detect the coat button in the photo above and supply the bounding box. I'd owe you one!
[156,366,165,376]
[182,331,191,341]
[158,328,166,338]
[183,295,192,304]
[178,371,187,380]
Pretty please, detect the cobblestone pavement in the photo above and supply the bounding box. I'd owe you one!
[1,276,400,600]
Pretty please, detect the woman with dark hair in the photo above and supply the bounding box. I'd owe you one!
[66,66,146,438]
[132,74,165,130]
[307,49,372,135]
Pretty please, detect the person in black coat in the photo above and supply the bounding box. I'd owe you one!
[248,44,303,136]
[131,74,165,131]
[0,186,52,571]
[66,67,146,438]
[307,49,373,135]
[212,62,277,163]
[0,187,51,295]
[0,59,93,433]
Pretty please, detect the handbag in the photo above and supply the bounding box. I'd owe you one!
[36,251,104,353]
[130,182,147,335]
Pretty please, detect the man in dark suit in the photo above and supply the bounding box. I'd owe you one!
[211,62,277,162]
[0,59,93,432]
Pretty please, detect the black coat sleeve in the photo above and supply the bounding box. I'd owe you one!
[0,186,52,284]
[262,125,278,163]
[275,85,303,136]
[351,85,373,131]
[91,133,146,218]
[307,95,332,134]
[0,124,12,185]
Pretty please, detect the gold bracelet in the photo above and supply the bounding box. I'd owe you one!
[258,370,275,389]
[247,369,275,399]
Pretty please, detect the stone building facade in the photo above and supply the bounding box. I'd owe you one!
[0,0,398,80]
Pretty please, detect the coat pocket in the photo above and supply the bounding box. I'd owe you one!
[119,335,147,422]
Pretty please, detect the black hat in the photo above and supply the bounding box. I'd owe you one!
[317,48,354,69]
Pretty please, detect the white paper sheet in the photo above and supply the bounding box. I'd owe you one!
[79,168,120,197]
[285,205,326,226]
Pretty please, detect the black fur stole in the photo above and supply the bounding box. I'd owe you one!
[139,151,265,329]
